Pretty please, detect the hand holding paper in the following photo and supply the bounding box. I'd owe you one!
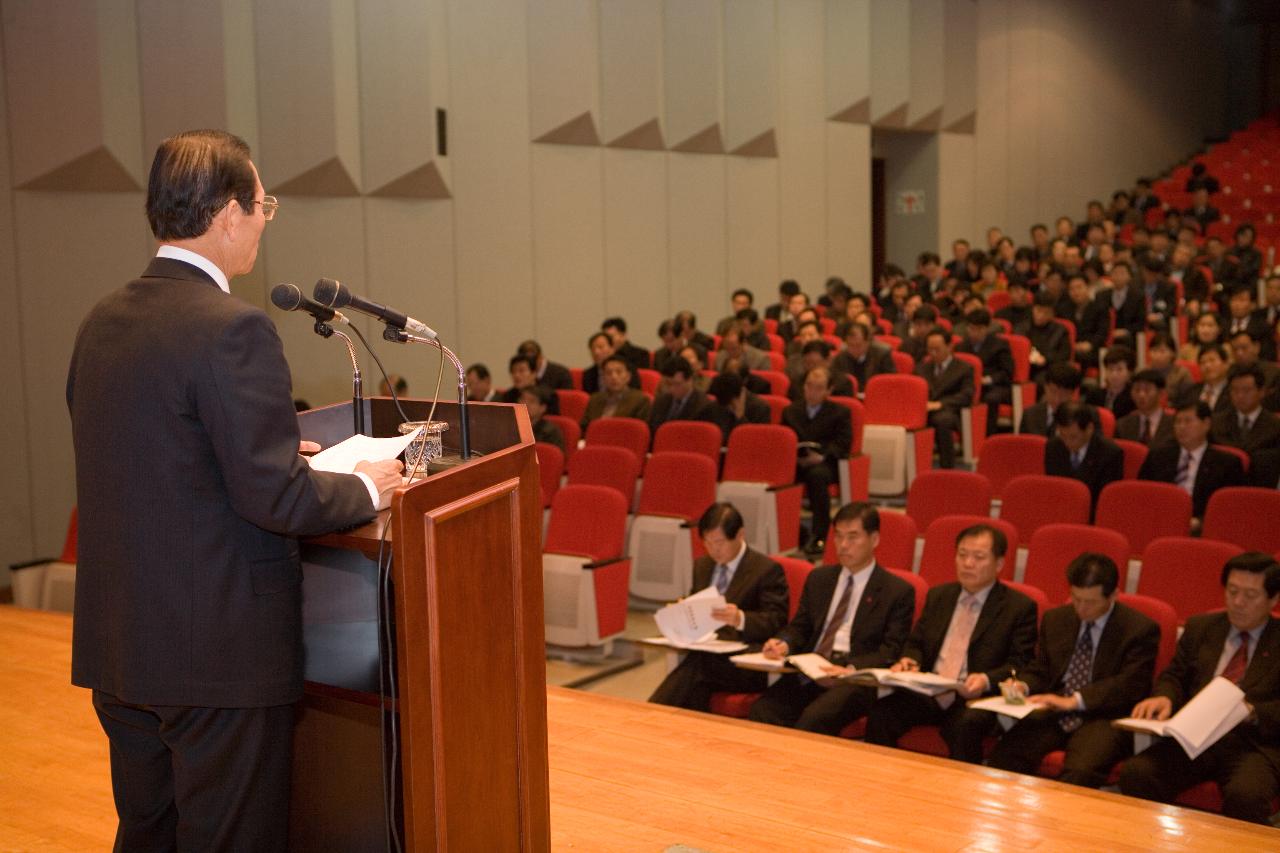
[654,586,728,645]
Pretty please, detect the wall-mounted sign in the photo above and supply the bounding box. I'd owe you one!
[895,190,925,215]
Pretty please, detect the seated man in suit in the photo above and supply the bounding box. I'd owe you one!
[1253,273,1280,361]
[715,288,755,337]
[1094,261,1146,341]
[788,341,854,401]
[1179,344,1233,414]
[781,367,853,555]
[898,303,937,364]
[705,372,770,446]
[1044,402,1124,521]
[581,331,617,394]
[1139,400,1245,522]
[1027,292,1071,385]
[987,553,1159,787]
[652,319,684,373]
[832,321,896,394]
[865,524,1038,763]
[581,355,651,429]
[674,309,716,354]
[1182,186,1221,231]
[995,279,1034,337]
[649,360,714,434]
[649,503,790,712]
[714,327,770,372]
[764,279,801,323]
[915,327,975,469]
[1066,273,1109,369]
[1228,330,1280,407]
[957,309,1014,437]
[1085,346,1136,419]
[1020,362,1082,437]
[1138,256,1177,332]
[1114,369,1175,448]
[1211,364,1280,470]
[500,355,560,415]
[1120,553,1280,824]
[746,503,915,734]
[517,339,573,390]
[602,316,652,374]
[465,363,498,402]
[520,385,564,452]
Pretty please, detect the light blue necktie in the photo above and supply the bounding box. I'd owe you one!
[713,565,729,594]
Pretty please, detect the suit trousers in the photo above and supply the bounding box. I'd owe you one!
[987,717,1131,788]
[981,386,1011,436]
[649,651,767,711]
[93,690,294,852]
[797,460,837,540]
[865,689,996,763]
[1118,728,1280,825]
[746,674,877,735]
[927,408,961,468]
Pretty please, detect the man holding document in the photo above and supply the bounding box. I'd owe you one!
[985,554,1159,787]
[746,503,915,735]
[1118,553,1280,824]
[649,504,789,711]
[864,524,1037,763]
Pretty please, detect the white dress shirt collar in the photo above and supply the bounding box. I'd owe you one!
[156,245,230,294]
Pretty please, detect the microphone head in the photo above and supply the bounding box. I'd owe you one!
[313,277,349,309]
[270,283,303,312]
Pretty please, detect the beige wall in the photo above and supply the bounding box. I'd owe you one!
[0,0,1250,578]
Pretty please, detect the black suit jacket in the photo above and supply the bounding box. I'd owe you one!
[996,304,1033,337]
[539,360,574,390]
[1069,299,1110,352]
[1138,443,1246,518]
[1021,602,1159,720]
[1019,401,1055,437]
[776,564,915,668]
[691,549,789,644]
[1027,322,1071,370]
[914,357,975,410]
[1095,287,1146,336]
[1177,380,1233,415]
[1211,409,1280,455]
[1154,614,1280,770]
[832,343,896,391]
[1044,433,1125,518]
[902,581,1038,693]
[648,390,714,432]
[781,400,852,466]
[706,394,771,445]
[66,258,375,708]
[957,333,1014,388]
[1114,410,1175,449]
[1084,383,1136,419]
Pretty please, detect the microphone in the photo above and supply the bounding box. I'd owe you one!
[312,277,438,340]
[270,283,348,325]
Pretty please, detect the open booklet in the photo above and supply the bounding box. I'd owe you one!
[1113,676,1249,760]
[968,695,1044,720]
[652,586,733,647]
[843,668,966,696]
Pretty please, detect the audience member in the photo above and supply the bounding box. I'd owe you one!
[747,503,915,733]
[517,339,573,390]
[714,327,770,372]
[1254,274,1280,360]
[1114,369,1173,447]
[865,524,1037,763]
[649,360,714,433]
[1095,262,1145,339]
[765,279,801,322]
[1210,364,1280,470]
[649,503,789,711]
[916,327,975,469]
[1085,346,1136,418]
[1182,187,1220,230]
[1138,400,1245,520]
[1145,332,1193,405]
[1231,224,1263,287]
[1065,274,1108,369]
[995,279,1033,336]
[581,331,617,394]
[673,310,716,353]
[581,355,650,429]
[1224,285,1267,339]
[1184,162,1220,194]
[957,309,1014,436]
[987,553,1158,788]
[1228,330,1280,401]
[602,316,651,373]
[1027,292,1071,384]
[465,364,497,402]
[898,303,937,363]
[500,354,559,414]
[832,322,896,393]
[716,288,755,336]
[705,372,770,445]
[1020,363,1082,437]
[1044,402,1124,520]
[653,319,684,373]
[788,341,854,400]
[1120,553,1280,825]
[522,385,564,452]
[1181,344,1233,413]
[781,367,852,555]
[913,251,946,300]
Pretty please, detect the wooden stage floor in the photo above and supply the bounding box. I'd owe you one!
[3,606,1276,852]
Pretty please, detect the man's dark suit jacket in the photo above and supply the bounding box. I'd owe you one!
[1183,204,1221,229]
[996,304,1033,337]
[1177,380,1233,415]
[832,342,896,391]
[691,550,789,644]
[707,394,771,445]
[1141,280,1178,327]
[914,357,975,410]
[1138,443,1245,518]
[1020,602,1159,721]
[1252,305,1280,360]
[66,258,375,709]
[648,389,715,432]
[1084,383,1136,419]
[1114,410,1176,449]
[1153,614,1280,770]
[614,341,651,373]
[902,581,1038,692]
[781,400,852,467]
[581,363,641,394]
[582,388,652,428]
[1019,401,1056,437]
[1069,300,1110,353]
[957,333,1014,388]
[1211,409,1280,455]
[539,360,574,390]
[1027,321,1071,369]
[1095,287,1146,336]
[1045,433,1125,519]
[775,564,915,668]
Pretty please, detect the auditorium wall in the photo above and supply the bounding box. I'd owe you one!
[0,0,1255,576]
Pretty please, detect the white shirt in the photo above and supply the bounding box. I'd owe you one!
[156,247,379,509]
[823,560,875,655]
[934,582,995,679]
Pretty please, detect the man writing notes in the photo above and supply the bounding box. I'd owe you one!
[648,503,789,711]
[865,524,1037,763]
[746,503,915,735]
[987,554,1159,787]
[66,131,403,851]
[1119,553,1280,824]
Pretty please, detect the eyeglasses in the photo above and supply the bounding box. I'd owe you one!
[255,195,279,221]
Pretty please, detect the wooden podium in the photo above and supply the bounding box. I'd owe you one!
[291,397,549,852]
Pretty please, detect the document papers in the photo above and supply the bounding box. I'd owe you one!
[654,586,728,646]
[643,636,747,654]
[787,654,839,681]
[1115,677,1249,760]
[307,428,422,474]
[968,696,1043,720]
[729,652,788,671]
[844,669,965,697]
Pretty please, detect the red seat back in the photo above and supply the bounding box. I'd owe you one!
[752,370,790,396]
[533,442,564,509]
[998,475,1091,543]
[828,395,867,456]
[891,351,915,374]
[722,425,797,487]
[566,445,640,505]
[1117,592,1179,675]
[918,515,1019,587]
[889,567,929,623]
[1005,580,1049,623]
[1211,444,1250,473]
[544,485,628,561]
[1096,406,1115,437]
[773,555,815,620]
[1095,481,1193,557]
[1004,335,1032,383]
[977,434,1047,497]
[636,452,717,522]
[544,415,581,462]
[585,417,650,467]
[555,389,590,424]
[1114,438,1148,480]
[953,352,984,405]
[864,374,929,429]
[760,394,791,424]
[653,420,722,464]
[636,368,662,396]
[1022,523,1131,606]
[1137,536,1244,624]
[906,470,994,531]
[1202,487,1280,552]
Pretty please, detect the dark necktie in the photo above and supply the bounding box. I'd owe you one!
[815,577,854,660]
[713,564,729,595]
[1059,621,1095,732]
[1176,449,1193,492]
[1140,416,1151,444]
[1221,631,1251,684]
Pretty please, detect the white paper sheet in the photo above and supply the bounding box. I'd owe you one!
[787,653,839,681]
[729,652,788,670]
[642,636,748,654]
[653,586,728,645]
[307,428,422,474]
[968,695,1043,720]
[1115,677,1249,760]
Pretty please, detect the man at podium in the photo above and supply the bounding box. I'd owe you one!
[66,130,403,851]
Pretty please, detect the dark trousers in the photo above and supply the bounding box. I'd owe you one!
[93,690,295,852]
[982,385,1011,435]
[1118,728,1280,825]
[649,651,767,712]
[797,460,837,540]
[865,689,996,763]
[747,674,877,735]
[928,408,961,468]
[987,716,1131,788]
